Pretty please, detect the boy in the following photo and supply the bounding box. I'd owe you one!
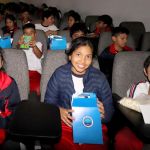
[66,22,88,51]
[70,22,88,40]
[99,26,133,86]
[94,15,113,36]
[35,10,59,36]
[18,23,43,95]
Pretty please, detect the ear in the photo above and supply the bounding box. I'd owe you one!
[144,68,148,77]
[112,36,116,42]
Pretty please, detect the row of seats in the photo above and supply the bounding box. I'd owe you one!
[2,49,100,102]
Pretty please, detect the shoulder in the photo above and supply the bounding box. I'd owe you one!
[53,63,70,76]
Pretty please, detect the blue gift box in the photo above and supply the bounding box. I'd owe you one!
[49,35,67,50]
[0,36,11,49]
[72,93,103,144]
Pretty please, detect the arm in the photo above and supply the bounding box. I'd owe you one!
[99,75,114,123]
[29,41,43,59]
[44,71,74,127]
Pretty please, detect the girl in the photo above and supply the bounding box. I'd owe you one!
[1,14,19,38]
[0,51,20,145]
[44,37,114,150]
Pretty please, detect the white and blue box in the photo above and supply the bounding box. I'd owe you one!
[72,93,103,144]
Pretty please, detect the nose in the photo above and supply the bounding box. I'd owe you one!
[80,56,86,64]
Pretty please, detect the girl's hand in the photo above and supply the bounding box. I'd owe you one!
[59,107,74,127]
[97,100,105,119]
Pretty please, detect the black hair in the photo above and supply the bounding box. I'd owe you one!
[42,10,55,21]
[68,11,81,22]
[144,56,150,71]
[98,15,113,27]
[67,37,94,56]
[70,23,88,38]
[22,23,35,31]
[112,26,129,36]
[5,14,16,23]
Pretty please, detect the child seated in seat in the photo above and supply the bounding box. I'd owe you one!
[66,22,88,52]
[44,37,114,150]
[20,8,32,25]
[35,10,59,37]
[0,51,20,145]
[114,56,150,150]
[18,23,43,95]
[93,15,113,37]
[64,10,81,30]
[1,14,19,38]
[99,26,133,86]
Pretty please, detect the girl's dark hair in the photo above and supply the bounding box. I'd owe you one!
[67,37,94,56]
[68,11,81,22]
[0,50,4,70]
[144,55,150,71]
[5,14,16,23]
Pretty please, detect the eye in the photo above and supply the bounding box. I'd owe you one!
[86,55,92,59]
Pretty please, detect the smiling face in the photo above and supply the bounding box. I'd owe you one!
[44,16,55,26]
[69,45,93,75]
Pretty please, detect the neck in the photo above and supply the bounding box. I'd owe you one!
[114,44,123,52]
[41,21,49,27]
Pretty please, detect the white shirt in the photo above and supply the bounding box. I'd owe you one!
[127,81,150,98]
[23,42,43,74]
[35,24,59,32]
[72,74,84,95]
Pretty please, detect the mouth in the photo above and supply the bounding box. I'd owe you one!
[77,64,85,69]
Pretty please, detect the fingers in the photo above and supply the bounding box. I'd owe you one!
[97,100,105,119]
[59,107,74,127]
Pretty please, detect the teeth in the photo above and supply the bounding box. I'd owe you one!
[78,64,84,68]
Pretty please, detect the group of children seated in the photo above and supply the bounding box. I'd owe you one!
[0,2,149,150]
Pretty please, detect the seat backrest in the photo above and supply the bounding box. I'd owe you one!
[2,49,29,100]
[112,51,150,97]
[12,29,48,55]
[58,30,71,43]
[97,32,136,56]
[141,32,150,51]
[119,21,145,49]
[85,15,99,30]
[40,51,100,102]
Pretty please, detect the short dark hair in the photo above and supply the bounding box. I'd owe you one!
[42,10,55,20]
[22,23,35,31]
[68,11,81,22]
[67,37,93,56]
[112,27,129,36]
[70,23,88,38]
[144,56,150,71]
[98,15,113,27]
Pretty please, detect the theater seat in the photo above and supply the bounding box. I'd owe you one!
[112,51,150,150]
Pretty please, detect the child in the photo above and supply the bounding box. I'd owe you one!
[20,8,31,25]
[35,10,59,36]
[44,37,114,150]
[18,23,43,95]
[1,14,19,38]
[64,10,81,30]
[0,51,20,145]
[66,22,88,51]
[99,26,133,86]
[70,22,88,40]
[114,56,150,150]
[127,55,150,98]
[94,15,113,36]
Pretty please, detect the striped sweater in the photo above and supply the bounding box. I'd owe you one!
[44,62,114,123]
